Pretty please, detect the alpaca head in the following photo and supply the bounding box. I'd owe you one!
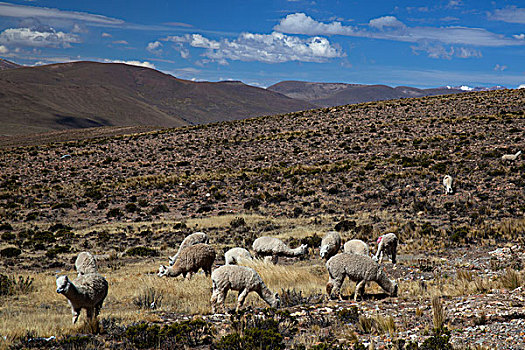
[271,292,281,308]
[319,245,329,259]
[299,244,308,254]
[157,265,169,277]
[326,281,334,296]
[56,275,70,294]
[390,280,399,296]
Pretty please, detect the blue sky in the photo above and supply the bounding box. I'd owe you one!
[0,0,524,88]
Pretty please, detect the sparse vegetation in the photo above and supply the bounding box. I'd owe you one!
[0,89,524,348]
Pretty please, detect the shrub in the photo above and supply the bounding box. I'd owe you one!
[1,246,21,258]
[125,246,158,257]
[107,208,123,218]
[125,203,138,213]
[45,245,70,259]
[49,223,72,232]
[84,187,103,200]
[335,220,356,232]
[1,232,15,241]
[51,202,73,210]
[122,319,212,349]
[134,287,163,310]
[301,233,322,248]
[337,306,359,323]
[0,222,13,231]
[230,217,246,229]
[0,274,34,296]
[151,204,169,215]
[244,198,261,210]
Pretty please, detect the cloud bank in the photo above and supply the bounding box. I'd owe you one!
[274,13,524,47]
[164,32,344,64]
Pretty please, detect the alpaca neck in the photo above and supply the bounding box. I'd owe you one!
[63,281,82,300]
[168,265,182,277]
[289,247,304,256]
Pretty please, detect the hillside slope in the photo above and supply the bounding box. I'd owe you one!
[0,61,315,136]
[268,80,465,107]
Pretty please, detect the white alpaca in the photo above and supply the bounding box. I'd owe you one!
[373,233,398,265]
[56,273,108,324]
[210,265,280,313]
[252,236,308,264]
[443,175,454,194]
[169,232,209,266]
[343,239,370,256]
[501,151,521,162]
[326,253,398,301]
[319,231,342,260]
[224,247,253,265]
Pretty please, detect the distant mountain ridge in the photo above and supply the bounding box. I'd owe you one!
[267,80,506,107]
[0,58,21,71]
[0,61,315,136]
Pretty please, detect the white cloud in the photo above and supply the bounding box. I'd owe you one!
[0,45,8,53]
[101,32,112,38]
[164,31,344,64]
[146,41,163,55]
[112,40,128,45]
[513,34,525,40]
[494,64,507,71]
[518,84,525,89]
[273,13,355,36]
[369,16,406,30]
[411,42,481,59]
[489,7,525,24]
[104,59,155,69]
[71,23,88,33]
[0,27,80,48]
[274,12,524,48]
[0,2,124,25]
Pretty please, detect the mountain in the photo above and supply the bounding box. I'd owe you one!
[267,81,468,107]
[0,61,315,136]
[0,58,21,71]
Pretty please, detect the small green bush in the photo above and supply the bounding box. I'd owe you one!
[107,208,123,218]
[0,222,13,231]
[1,246,21,258]
[0,274,33,296]
[125,246,158,257]
[1,232,16,241]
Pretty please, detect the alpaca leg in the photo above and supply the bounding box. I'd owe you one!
[95,301,103,317]
[378,251,384,265]
[354,280,366,301]
[72,308,81,324]
[215,288,227,313]
[236,289,249,312]
[331,276,344,300]
[210,290,219,314]
[86,307,94,321]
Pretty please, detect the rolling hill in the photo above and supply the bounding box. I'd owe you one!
[0,61,315,136]
[267,80,467,107]
[0,58,21,71]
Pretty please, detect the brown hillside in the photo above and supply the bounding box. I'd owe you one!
[0,58,21,71]
[268,80,464,107]
[0,61,315,136]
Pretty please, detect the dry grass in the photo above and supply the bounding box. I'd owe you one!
[0,256,328,345]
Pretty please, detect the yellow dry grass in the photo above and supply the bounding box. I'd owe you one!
[0,256,329,347]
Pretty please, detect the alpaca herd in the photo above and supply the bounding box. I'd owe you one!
[56,229,400,324]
